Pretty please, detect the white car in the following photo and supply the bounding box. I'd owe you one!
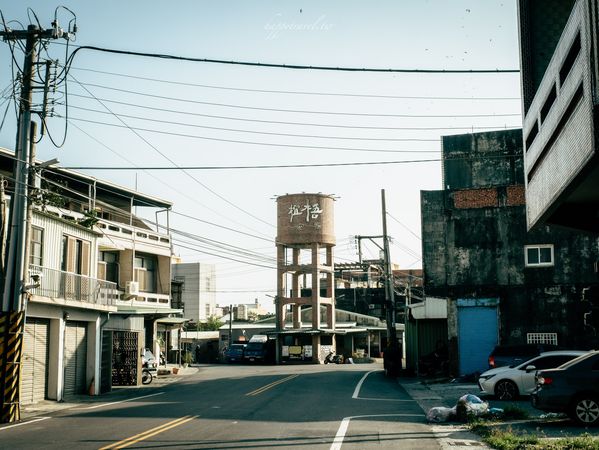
[478,350,588,400]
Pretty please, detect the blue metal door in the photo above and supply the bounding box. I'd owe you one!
[457,299,498,376]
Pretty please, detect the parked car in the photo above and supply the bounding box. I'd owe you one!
[224,344,246,363]
[532,350,599,426]
[243,342,268,363]
[488,343,559,369]
[478,350,587,400]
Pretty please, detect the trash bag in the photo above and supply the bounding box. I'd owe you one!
[426,406,457,423]
[455,394,489,422]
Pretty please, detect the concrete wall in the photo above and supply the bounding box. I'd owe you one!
[421,129,599,373]
[172,262,216,322]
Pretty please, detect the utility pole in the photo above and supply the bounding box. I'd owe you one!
[381,189,401,376]
[381,189,397,346]
[0,21,73,423]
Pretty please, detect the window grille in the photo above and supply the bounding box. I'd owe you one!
[527,332,558,345]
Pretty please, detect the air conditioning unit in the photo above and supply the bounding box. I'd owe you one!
[125,281,139,298]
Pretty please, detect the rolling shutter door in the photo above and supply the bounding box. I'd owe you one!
[458,305,498,376]
[21,318,49,404]
[64,322,88,396]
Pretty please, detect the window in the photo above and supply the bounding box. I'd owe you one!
[134,253,157,292]
[525,245,554,267]
[98,251,119,283]
[61,235,90,275]
[29,226,43,266]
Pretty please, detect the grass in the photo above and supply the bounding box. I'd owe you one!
[471,427,599,450]
[467,406,599,449]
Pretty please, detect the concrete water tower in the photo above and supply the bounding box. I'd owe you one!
[275,193,336,362]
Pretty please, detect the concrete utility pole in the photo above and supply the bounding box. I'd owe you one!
[0,21,73,423]
[381,189,397,345]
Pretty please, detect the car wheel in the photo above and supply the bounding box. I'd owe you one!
[495,380,518,401]
[570,396,599,426]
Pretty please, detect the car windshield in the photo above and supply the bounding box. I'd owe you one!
[246,343,262,350]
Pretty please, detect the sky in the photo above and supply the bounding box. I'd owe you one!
[0,1,522,313]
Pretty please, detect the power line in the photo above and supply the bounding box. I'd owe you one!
[65,117,443,154]
[67,104,444,142]
[66,93,522,132]
[70,66,522,100]
[387,212,422,241]
[61,159,441,170]
[72,81,521,119]
[68,74,276,230]
[62,44,520,74]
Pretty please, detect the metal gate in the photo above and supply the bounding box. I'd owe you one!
[64,322,88,396]
[457,298,499,376]
[21,318,49,404]
[112,331,139,386]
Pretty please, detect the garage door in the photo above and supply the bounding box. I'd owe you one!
[458,299,499,376]
[21,318,50,404]
[64,322,88,396]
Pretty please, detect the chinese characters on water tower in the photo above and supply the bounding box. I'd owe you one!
[288,202,323,223]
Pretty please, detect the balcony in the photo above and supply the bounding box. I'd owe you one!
[28,265,118,312]
[522,0,599,231]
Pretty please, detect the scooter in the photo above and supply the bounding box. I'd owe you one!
[141,360,154,385]
[141,367,153,384]
[324,351,344,364]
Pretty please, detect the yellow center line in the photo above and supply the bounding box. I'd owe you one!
[245,374,299,396]
[98,415,197,450]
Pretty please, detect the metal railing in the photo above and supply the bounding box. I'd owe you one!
[28,265,118,307]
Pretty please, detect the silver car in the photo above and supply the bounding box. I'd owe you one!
[478,350,588,400]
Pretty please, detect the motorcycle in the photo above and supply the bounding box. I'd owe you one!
[324,351,344,364]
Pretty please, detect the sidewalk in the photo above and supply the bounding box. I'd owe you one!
[19,364,200,421]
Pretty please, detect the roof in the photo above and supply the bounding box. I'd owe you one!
[0,147,172,209]
[408,297,448,320]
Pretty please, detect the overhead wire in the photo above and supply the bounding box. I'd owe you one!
[71,81,521,119]
[67,104,444,142]
[65,93,521,131]
[67,74,276,230]
[65,117,444,154]
[69,66,522,101]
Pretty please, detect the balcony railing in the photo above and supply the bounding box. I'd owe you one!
[29,265,118,307]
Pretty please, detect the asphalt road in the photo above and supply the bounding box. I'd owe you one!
[0,363,441,449]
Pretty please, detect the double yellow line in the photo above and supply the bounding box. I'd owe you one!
[99,415,197,449]
[245,374,299,397]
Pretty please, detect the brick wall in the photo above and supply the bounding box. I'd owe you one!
[506,185,526,206]
[453,188,498,209]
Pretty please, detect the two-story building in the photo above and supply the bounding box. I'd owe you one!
[0,147,178,403]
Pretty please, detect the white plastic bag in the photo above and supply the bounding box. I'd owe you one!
[426,406,456,422]
[456,394,489,418]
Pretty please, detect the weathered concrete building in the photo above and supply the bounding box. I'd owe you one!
[421,129,599,376]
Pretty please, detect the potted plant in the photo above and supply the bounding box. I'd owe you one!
[182,350,193,368]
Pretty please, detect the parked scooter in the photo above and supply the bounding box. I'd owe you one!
[324,351,344,364]
[141,366,153,385]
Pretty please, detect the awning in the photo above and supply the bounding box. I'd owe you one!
[115,306,183,315]
[156,317,189,325]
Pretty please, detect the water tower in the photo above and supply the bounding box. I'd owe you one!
[275,193,336,362]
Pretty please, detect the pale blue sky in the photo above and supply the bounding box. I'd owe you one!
[0,1,522,310]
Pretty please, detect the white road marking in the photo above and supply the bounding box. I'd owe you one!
[352,369,415,402]
[352,370,379,399]
[0,416,51,431]
[330,414,423,450]
[80,392,165,410]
